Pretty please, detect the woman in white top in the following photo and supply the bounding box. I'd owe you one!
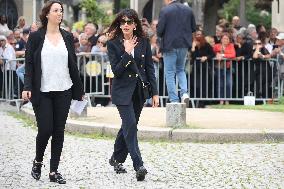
[22,0,84,184]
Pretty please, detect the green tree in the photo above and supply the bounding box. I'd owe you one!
[219,0,271,28]
[81,0,106,24]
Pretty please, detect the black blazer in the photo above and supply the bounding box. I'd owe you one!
[107,36,158,105]
[24,27,84,106]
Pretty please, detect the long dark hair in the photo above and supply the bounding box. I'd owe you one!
[39,0,64,28]
[107,8,144,40]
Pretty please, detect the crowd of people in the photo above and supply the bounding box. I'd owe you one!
[0,6,284,106]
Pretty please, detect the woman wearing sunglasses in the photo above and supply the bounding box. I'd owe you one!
[106,9,159,181]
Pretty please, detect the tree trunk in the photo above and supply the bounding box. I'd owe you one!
[203,0,221,35]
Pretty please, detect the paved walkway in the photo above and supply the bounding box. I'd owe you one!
[82,107,284,129]
[0,108,284,188]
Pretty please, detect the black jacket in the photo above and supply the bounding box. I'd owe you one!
[107,37,158,105]
[157,1,196,52]
[24,28,84,106]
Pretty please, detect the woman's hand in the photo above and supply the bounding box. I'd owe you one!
[152,95,159,107]
[22,91,32,101]
[124,36,138,54]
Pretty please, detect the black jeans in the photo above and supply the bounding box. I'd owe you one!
[113,85,144,171]
[33,89,72,172]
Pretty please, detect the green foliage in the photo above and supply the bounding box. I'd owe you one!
[219,0,271,29]
[120,0,130,9]
[245,0,271,29]
[278,96,284,105]
[81,0,111,26]
[72,20,85,32]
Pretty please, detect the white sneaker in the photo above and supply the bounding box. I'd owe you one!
[181,93,189,104]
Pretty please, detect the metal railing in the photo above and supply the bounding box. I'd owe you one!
[1,55,283,108]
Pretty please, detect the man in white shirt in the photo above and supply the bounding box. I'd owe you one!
[0,35,17,99]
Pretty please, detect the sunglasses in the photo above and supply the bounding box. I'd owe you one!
[254,42,261,45]
[120,19,134,26]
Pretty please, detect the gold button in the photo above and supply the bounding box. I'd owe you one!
[128,75,131,77]
[140,65,143,68]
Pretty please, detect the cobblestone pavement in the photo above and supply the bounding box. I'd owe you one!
[1,110,284,189]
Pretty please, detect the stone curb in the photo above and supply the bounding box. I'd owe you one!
[20,108,284,143]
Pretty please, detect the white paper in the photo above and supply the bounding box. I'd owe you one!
[70,99,88,115]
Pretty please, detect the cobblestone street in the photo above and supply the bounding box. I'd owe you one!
[1,110,284,189]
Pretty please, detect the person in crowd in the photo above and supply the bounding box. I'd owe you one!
[268,27,278,47]
[91,34,109,60]
[106,8,159,181]
[256,24,266,35]
[0,35,17,98]
[22,0,84,184]
[157,0,196,104]
[191,30,215,105]
[76,33,91,53]
[84,22,98,47]
[150,19,158,34]
[271,33,284,80]
[15,16,26,32]
[258,31,273,54]
[213,33,236,105]
[245,24,258,46]
[13,29,21,42]
[231,16,242,31]
[214,25,223,44]
[252,39,271,98]
[234,33,253,97]
[0,15,9,36]
[205,36,215,47]
[30,22,39,32]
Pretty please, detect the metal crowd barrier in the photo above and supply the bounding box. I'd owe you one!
[3,55,281,109]
[0,57,25,110]
[187,58,282,105]
[76,52,112,105]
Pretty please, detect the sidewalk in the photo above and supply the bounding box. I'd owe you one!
[21,107,284,142]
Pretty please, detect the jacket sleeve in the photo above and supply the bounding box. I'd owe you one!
[156,9,166,37]
[144,39,158,96]
[23,32,36,91]
[106,40,135,78]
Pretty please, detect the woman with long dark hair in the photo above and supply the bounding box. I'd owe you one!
[22,0,84,184]
[106,8,159,181]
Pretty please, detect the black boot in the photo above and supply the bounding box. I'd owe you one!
[109,155,127,174]
[136,166,148,181]
[49,172,66,184]
[31,160,43,180]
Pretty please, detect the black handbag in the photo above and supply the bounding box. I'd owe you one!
[134,63,152,100]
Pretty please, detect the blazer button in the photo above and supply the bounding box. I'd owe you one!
[140,65,143,68]
[144,69,146,72]
[142,54,145,57]
[135,74,138,77]
[128,75,132,77]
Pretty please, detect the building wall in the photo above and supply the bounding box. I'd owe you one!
[272,0,284,31]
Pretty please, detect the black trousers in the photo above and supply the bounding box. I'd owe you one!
[33,89,72,172]
[113,85,144,171]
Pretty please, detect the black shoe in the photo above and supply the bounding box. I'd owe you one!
[49,172,66,184]
[109,156,127,174]
[136,166,148,181]
[31,160,43,180]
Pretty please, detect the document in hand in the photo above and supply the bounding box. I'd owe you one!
[70,99,88,115]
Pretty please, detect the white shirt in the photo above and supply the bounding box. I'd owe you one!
[40,37,73,92]
[0,23,9,36]
[0,43,16,70]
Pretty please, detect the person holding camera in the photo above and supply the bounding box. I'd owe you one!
[106,8,159,181]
